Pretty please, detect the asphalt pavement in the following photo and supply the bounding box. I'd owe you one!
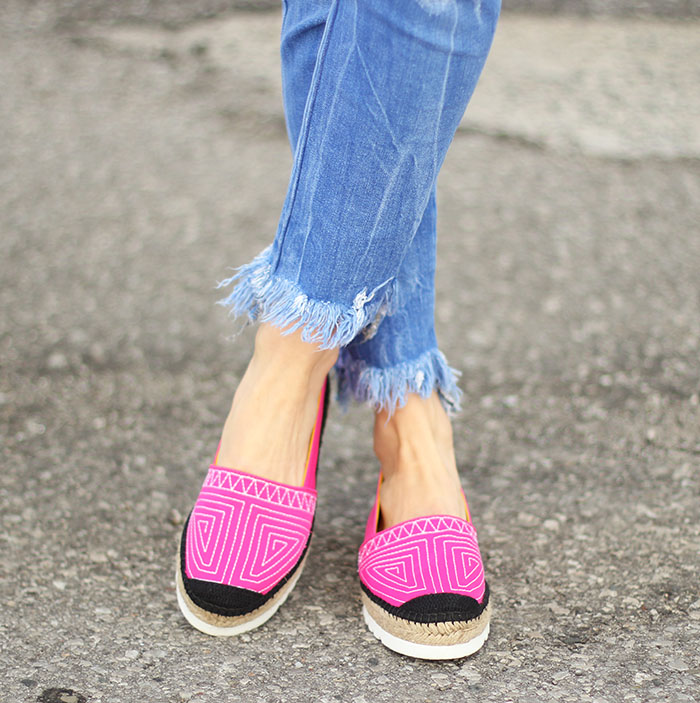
[1,5,699,703]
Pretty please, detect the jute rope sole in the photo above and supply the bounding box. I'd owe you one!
[176,555,308,637]
[362,592,491,660]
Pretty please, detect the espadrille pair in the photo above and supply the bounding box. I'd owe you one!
[176,378,490,660]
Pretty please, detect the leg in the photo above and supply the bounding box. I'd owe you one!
[337,187,467,527]
[335,189,462,416]
[176,3,341,638]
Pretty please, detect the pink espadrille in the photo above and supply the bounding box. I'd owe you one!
[358,475,490,659]
[176,377,329,636]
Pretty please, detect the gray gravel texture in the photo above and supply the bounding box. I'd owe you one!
[1,5,699,703]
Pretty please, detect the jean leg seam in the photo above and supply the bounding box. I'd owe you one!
[273,0,341,275]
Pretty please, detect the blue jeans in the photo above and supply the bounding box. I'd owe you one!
[217,0,500,415]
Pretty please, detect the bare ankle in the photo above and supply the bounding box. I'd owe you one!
[216,323,335,484]
[253,322,338,378]
[373,391,456,481]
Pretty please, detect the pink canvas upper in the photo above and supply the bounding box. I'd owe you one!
[185,381,326,594]
[358,480,486,607]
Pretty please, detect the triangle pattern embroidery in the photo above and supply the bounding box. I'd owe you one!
[441,538,483,592]
[248,524,304,579]
[196,516,213,553]
[383,562,407,583]
[457,549,483,591]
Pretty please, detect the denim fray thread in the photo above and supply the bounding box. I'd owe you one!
[335,346,463,418]
[215,245,398,350]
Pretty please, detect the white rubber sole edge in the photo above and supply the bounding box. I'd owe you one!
[176,564,304,637]
[362,605,490,660]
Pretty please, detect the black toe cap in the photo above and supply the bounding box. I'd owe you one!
[362,582,490,624]
[179,512,310,617]
[181,575,270,616]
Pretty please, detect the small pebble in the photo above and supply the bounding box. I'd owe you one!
[46,352,68,370]
[667,658,689,672]
[517,512,539,527]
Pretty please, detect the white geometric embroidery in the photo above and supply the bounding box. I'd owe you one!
[358,516,485,605]
[186,469,315,594]
[358,516,476,560]
[205,469,316,513]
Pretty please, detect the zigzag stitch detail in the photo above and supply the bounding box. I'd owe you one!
[204,469,315,513]
[359,517,478,561]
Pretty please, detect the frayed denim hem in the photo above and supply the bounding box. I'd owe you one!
[334,347,463,418]
[215,245,398,350]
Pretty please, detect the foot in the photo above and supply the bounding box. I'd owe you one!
[373,391,467,530]
[215,322,338,486]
